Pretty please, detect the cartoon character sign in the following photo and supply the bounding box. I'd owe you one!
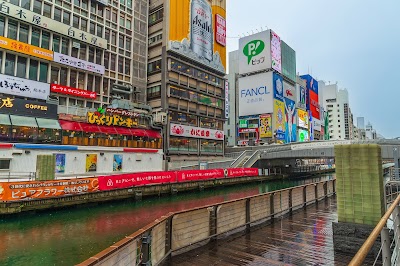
[284,98,297,143]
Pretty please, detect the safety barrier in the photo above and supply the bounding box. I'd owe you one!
[78,179,336,266]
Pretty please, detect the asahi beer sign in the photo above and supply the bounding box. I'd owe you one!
[170,123,224,140]
[54,53,105,75]
[168,0,226,73]
[0,74,50,100]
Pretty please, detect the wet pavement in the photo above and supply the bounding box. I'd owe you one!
[170,197,379,266]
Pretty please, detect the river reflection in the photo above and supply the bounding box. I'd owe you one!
[0,174,334,266]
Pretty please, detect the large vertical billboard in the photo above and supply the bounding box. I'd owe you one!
[168,0,226,73]
[273,72,284,101]
[270,30,282,73]
[298,109,309,129]
[296,84,307,110]
[301,74,319,119]
[259,114,272,138]
[273,99,285,141]
[238,72,273,116]
[284,98,296,143]
[238,30,271,74]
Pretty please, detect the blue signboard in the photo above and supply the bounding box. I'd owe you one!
[284,97,297,143]
[273,72,284,101]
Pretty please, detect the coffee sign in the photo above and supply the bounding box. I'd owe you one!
[0,97,57,119]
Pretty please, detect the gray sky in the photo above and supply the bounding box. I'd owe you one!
[226,0,399,138]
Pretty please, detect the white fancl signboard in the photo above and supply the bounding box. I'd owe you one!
[0,74,50,100]
[54,52,105,75]
[170,123,224,140]
[238,72,273,116]
[238,30,271,75]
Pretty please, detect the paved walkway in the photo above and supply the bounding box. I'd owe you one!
[170,197,379,266]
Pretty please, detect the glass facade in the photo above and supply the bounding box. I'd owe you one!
[281,41,296,83]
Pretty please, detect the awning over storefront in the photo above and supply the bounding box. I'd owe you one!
[98,125,118,135]
[80,123,101,133]
[59,120,82,131]
[0,114,11,125]
[146,129,162,138]
[130,128,148,137]
[114,127,132,135]
[36,118,61,129]
[10,115,37,127]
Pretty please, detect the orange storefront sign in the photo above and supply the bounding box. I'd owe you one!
[0,36,54,61]
[0,178,99,201]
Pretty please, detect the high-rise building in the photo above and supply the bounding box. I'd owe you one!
[147,0,227,162]
[357,117,365,130]
[0,0,162,149]
[224,50,239,146]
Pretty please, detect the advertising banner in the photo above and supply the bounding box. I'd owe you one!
[98,171,176,190]
[238,119,248,128]
[313,119,322,131]
[53,52,105,75]
[227,168,259,178]
[270,30,282,73]
[238,72,273,116]
[168,0,226,73]
[238,30,271,75]
[273,72,284,101]
[284,98,297,143]
[0,36,53,61]
[86,154,97,172]
[51,84,97,99]
[177,169,225,182]
[0,96,58,119]
[87,112,138,128]
[0,2,107,48]
[259,114,272,138]
[225,80,229,118]
[0,74,50,100]
[298,129,309,142]
[283,81,296,101]
[273,99,285,140]
[0,178,99,201]
[309,90,320,119]
[170,123,224,140]
[113,154,122,172]
[298,109,309,129]
[55,154,66,173]
[297,84,307,109]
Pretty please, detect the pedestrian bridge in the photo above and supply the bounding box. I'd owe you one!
[227,140,400,161]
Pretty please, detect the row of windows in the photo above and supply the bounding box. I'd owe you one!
[169,111,224,130]
[170,60,224,87]
[148,8,163,26]
[169,137,223,153]
[148,59,161,74]
[170,86,223,109]
[147,84,160,99]
[148,33,162,45]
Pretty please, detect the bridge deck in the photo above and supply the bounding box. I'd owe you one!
[170,198,379,266]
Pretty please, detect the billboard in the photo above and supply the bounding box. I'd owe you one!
[170,123,224,140]
[309,89,320,119]
[270,30,282,73]
[298,109,309,129]
[313,119,321,131]
[297,84,307,110]
[259,114,272,138]
[273,72,284,101]
[301,74,318,118]
[0,74,50,100]
[168,0,226,73]
[238,72,273,116]
[273,99,285,140]
[283,81,296,101]
[0,36,53,61]
[238,30,271,74]
[284,98,296,143]
[298,129,309,142]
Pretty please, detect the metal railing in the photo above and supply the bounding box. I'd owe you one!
[230,151,253,168]
[78,179,336,266]
[243,150,261,168]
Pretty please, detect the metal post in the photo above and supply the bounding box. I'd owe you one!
[393,205,400,264]
[394,148,399,180]
[381,227,391,266]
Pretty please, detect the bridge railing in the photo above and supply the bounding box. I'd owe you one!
[77,179,336,266]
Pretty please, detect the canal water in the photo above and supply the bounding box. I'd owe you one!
[0,174,334,266]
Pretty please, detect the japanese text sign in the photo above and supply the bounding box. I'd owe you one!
[0,178,99,201]
[215,14,226,46]
[0,2,107,48]
[0,96,58,119]
[0,35,53,61]
[0,74,50,100]
[51,84,96,99]
[87,112,138,128]
[170,123,224,140]
[53,52,105,75]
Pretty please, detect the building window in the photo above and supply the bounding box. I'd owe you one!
[51,66,59,83]
[7,20,18,40]
[43,2,52,18]
[19,24,29,43]
[63,11,71,25]
[16,57,27,78]
[5,53,15,76]
[147,60,161,74]
[31,29,40,46]
[39,62,48,82]
[21,0,30,9]
[148,8,163,26]
[33,0,42,14]
[53,35,60,52]
[29,59,38,80]
[147,85,161,99]
[54,7,62,22]
[0,17,4,36]
[0,159,10,170]
[60,67,68,85]
[41,31,50,49]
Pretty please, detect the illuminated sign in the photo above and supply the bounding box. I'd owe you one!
[0,36,53,61]
[215,14,226,46]
[51,84,97,99]
[270,30,282,73]
[170,123,224,140]
[0,97,57,119]
[87,112,138,128]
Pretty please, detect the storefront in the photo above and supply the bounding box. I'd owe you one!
[237,115,262,146]
[58,110,162,149]
[0,95,60,143]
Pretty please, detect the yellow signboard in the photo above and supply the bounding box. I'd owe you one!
[298,109,309,129]
[0,36,53,61]
[87,112,138,128]
[273,99,285,133]
[168,0,226,72]
[259,114,272,138]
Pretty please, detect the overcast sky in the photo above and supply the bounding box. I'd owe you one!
[226,0,399,138]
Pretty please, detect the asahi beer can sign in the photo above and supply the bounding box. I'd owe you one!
[190,0,213,62]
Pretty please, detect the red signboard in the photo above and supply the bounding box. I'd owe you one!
[227,168,259,178]
[309,90,320,120]
[51,83,97,99]
[215,14,226,46]
[177,169,225,182]
[98,171,176,190]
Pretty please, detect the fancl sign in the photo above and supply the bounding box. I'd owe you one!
[238,72,273,117]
